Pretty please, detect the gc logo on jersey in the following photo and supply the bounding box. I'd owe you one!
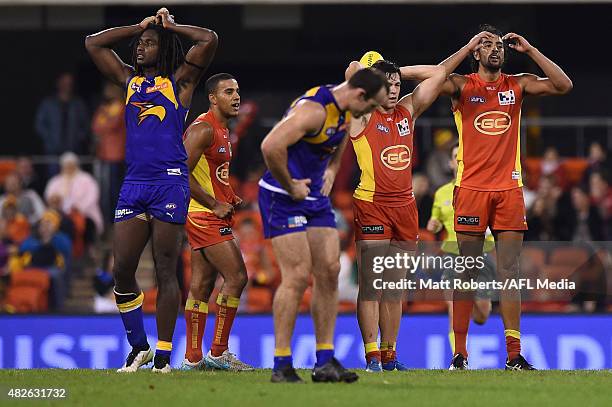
[396,118,411,137]
[474,111,511,136]
[380,145,411,171]
[216,162,230,186]
[498,90,516,106]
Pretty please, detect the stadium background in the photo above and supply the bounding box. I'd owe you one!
[0,1,611,369]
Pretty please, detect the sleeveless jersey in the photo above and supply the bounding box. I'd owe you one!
[259,85,348,199]
[186,110,236,213]
[124,75,188,186]
[352,105,415,206]
[453,73,523,191]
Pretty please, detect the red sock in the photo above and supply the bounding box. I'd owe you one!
[210,294,239,357]
[184,299,208,363]
[381,349,396,364]
[452,299,474,358]
[366,350,381,363]
[505,330,521,361]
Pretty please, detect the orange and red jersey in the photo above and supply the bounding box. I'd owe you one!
[185,110,237,213]
[453,73,523,191]
[352,105,415,206]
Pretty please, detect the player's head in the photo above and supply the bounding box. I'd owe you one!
[470,24,507,73]
[449,141,459,177]
[371,60,401,110]
[346,68,389,117]
[132,23,184,77]
[206,73,240,118]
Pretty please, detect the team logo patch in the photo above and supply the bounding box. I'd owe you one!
[498,90,516,106]
[218,146,227,153]
[512,171,521,180]
[288,216,307,228]
[130,101,166,125]
[377,123,390,133]
[325,127,336,137]
[486,86,496,91]
[165,203,177,210]
[473,111,511,136]
[130,82,141,93]
[396,118,411,137]
[219,227,233,236]
[380,145,411,171]
[216,162,230,186]
[362,225,384,234]
[167,168,182,176]
[457,216,480,226]
[115,209,134,219]
[470,96,486,103]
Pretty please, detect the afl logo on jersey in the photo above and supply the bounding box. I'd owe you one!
[216,162,230,186]
[380,145,411,171]
[474,111,511,136]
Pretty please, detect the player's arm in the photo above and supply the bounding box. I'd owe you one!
[184,122,233,219]
[321,135,349,196]
[426,189,444,234]
[402,32,497,98]
[84,17,155,87]
[398,65,447,119]
[503,33,573,96]
[156,8,218,107]
[260,101,327,201]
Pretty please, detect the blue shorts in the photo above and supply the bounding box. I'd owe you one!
[258,186,336,239]
[115,183,189,224]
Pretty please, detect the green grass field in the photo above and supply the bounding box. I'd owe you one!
[1,369,610,407]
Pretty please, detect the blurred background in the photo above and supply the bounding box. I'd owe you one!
[0,1,610,317]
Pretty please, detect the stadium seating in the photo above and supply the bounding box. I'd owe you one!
[5,269,51,312]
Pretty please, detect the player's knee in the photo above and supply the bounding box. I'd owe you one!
[283,270,310,295]
[156,269,179,291]
[227,267,248,292]
[314,261,340,291]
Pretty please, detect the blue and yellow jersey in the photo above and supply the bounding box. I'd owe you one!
[124,75,188,186]
[259,85,348,199]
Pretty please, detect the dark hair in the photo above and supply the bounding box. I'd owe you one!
[470,23,509,72]
[449,141,460,159]
[132,23,184,78]
[205,73,236,96]
[348,68,389,99]
[371,60,401,78]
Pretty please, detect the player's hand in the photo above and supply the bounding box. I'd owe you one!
[212,201,234,219]
[502,33,534,53]
[466,31,496,52]
[289,178,311,201]
[427,218,442,234]
[232,196,244,209]
[139,16,156,30]
[321,168,336,197]
[156,8,176,28]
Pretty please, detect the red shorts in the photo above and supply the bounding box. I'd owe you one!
[186,211,235,250]
[453,187,527,233]
[353,198,418,243]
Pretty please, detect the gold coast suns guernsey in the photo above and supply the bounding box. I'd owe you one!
[454,73,523,191]
[352,105,415,206]
[186,110,237,213]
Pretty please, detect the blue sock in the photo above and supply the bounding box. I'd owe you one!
[315,349,334,367]
[156,341,172,360]
[273,355,293,370]
[115,291,148,349]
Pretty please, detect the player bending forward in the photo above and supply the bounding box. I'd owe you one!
[259,68,389,383]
